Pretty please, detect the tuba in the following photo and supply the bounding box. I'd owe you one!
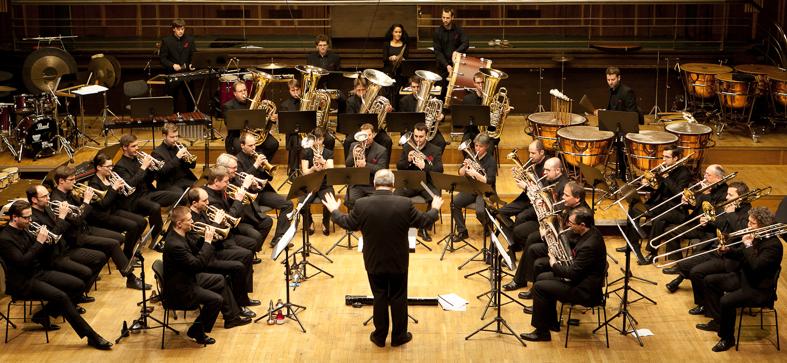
[247,71,277,146]
[414,70,444,141]
[296,65,333,133]
[360,69,395,131]
[479,67,510,139]
[352,131,369,167]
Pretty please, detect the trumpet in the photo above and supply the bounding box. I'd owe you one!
[136,151,165,171]
[638,172,738,224]
[458,139,486,177]
[192,222,230,240]
[28,222,61,244]
[175,142,198,163]
[237,172,268,189]
[71,183,107,203]
[250,150,277,174]
[352,131,368,167]
[398,132,432,166]
[226,184,257,205]
[48,200,82,218]
[109,171,136,196]
[206,205,241,228]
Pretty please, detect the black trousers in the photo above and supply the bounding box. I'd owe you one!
[128,190,181,238]
[302,186,334,228]
[688,254,731,306]
[214,243,254,292]
[257,190,293,240]
[347,185,374,210]
[78,227,129,275]
[647,209,687,255]
[703,272,773,341]
[226,232,261,254]
[430,131,448,154]
[51,251,101,293]
[207,259,251,307]
[61,247,107,291]
[189,273,225,334]
[166,80,194,112]
[368,272,408,343]
[513,220,538,251]
[98,210,148,259]
[530,272,595,331]
[451,192,487,234]
[26,270,96,339]
[512,241,548,286]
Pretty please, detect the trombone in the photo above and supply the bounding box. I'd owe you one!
[226,184,257,205]
[71,183,107,203]
[599,153,694,211]
[639,172,738,226]
[175,142,198,163]
[48,200,82,218]
[192,222,230,240]
[109,171,136,196]
[648,186,771,250]
[206,205,241,228]
[136,151,165,171]
[28,222,62,244]
[654,223,787,268]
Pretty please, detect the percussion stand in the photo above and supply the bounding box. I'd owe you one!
[75,92,101,147]
[648,50,662,119]
[532,67,546,112]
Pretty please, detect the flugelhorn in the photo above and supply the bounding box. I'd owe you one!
[207,205,241,228]
[136,151,165,171]
[71,183,107,203]
[28,222,61,244]
[458,139,486,176]
[250,150,277,174]
[175,142,198,163]
[192,222,230,240]
[398,132,432,166]
[109,171,136,196]
[48,200,82,218]
[226,184,257,205]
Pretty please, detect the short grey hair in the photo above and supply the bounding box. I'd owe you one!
[216,153,237,168]
[373,169,395,188]
[708,164,725,177]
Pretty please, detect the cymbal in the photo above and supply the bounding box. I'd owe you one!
[551,55,573,63]
[22,47,77,93]
[0,86,17,92]
[256,62,287,70]
[0,71,12,83]
[88,53,122,88]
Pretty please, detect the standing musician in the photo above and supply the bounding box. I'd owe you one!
[345,77,394,167]
[698,207,782,352]
[0,200,113,350]
[398,75,448,152]
[163,207,252,346]
[322,169,442,347]
[222,81,280,160]
[595,67,641,121]
[114,134,181,242]
[622,146,692,265]
[307,34,341,74]
[382,23,410,109]
[520,207,607,342]
[236,133,294,247]
[395,122,444,241]
[159,18,196,112]
[151,123,198,193]
[450,133,496,242]
[433,7,469,99]
[300,127,335,236]
[345,123,389,209]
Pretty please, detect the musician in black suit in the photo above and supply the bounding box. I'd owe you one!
[459,72,484,143]
[300,127,335,236]
[222,81,279,160]
[345,123,389,209]
[520,207,607,342]
[398,75,447,153]
[163,207,252,345]
[509,157,568,249]
[698,207,783,352]
[159,18,196,112]
[345,78,393,167]
[395,122,443,241]
[0,200,113,350]
[151,123,198,193]
[451,133,497,242]
[596,67,641,123]
[433,7,469,99]
[306,34,341,73]
[496,140,546,247]
[323,169,442,347]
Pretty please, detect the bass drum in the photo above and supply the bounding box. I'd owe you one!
[15,115,57,158]
[444,53,492,108]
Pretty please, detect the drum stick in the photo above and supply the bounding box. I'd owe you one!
[420,181,437,200]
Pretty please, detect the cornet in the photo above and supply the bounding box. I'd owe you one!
[175,142,198,163]
[192,222,230,240]
[109,171,136,196]
[226,184,258,205]
[71,183,107,203]
[237,172,268,189]
[28,222,61,244]
[398,132,432,166]
[207,205,241,228]
[136,151,165,171]
[48,200,82,218]
[250,150,277,174]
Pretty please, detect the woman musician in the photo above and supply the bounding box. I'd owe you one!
[300,127,336,236]
[382,23,410,109]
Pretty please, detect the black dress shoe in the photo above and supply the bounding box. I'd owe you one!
[518,290,533,300]
[252,257,262,264]
[615,246,628,252]
[523,305,533,314]
[503,281,524,291]
[187,328,216,345]
[322,225,330,236]
[689,305,706,316]
[549,323,561,333]
[662,266,680,275]
[666,278,681,293]
[307,225,315,236]
[696,319,720,332]
[246,299,261,307]
[240,307,256,318]
[418,228,432,242]
[76,306,86,315]
[31,314,60,331]
[78,295,96,304]
[126,277,152,290]
[369,332,385,347]
[520,329,551,342]
[224,316,252,329]
[637,254,654,265]
[87,335,113,350]
[391,332,413,347]
[712,338,735,352]
[451,231,469,242]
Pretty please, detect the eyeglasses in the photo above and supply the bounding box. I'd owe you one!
[19,215,32,220]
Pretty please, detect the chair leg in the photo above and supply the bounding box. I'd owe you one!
[602,304,609,348]
[564,305,573,348]
[775,310,780,351]
[5,301,11,344]
[161,308,168,349]
[42,301,48,343]
[736,308,743,351]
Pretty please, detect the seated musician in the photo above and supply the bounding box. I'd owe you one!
[187,188,259,314]
[151,123,198,193]
[159,18,195,112]
[450,133,496,242]
[0,200,113,350]
[345,123,389,210]
[344,77,393,167]
[459,72,484,143]
[49,167,146,290]
[114,134,181,243]
[394,122,443,241]
[27,185,107,299]
[497,140,547,249]
[300,127,335,236]
[697,207,782,352]
[520,207,607,342]
[236,132,294,247]
[504,181,590,296]
[398,75,447,153]
[163,207,252,346]
[622,146,692,265]
[206,161,271,259]
[222,80,280,160]
[666,182,752,317]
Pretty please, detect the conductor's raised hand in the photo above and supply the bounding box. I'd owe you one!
[321,192,342,213]
[430,196,443,211]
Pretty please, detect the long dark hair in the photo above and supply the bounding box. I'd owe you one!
[384,23,409,45]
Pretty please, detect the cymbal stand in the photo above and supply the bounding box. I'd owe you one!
[533,67,546,112]
[648,50,662,118]
[76,92,101,147]
[99,89,120,141]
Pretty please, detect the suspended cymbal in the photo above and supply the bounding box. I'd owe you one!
[256,62,287,70]
[0,86,17,92]
[0,71,12,83]
[22,47,77,93]
[343,71,361,79]
[88,53,122,88]
[552,55,573,63]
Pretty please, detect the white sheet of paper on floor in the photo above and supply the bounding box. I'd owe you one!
[635,328,654,337]
[437,293,468,311]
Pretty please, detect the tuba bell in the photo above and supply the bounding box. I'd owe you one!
[414,70,444,141]
[246,70,277,146]
[479,67,510,139]
[296,65,333,133]
[360,69,395,131]
[352,131,369,167]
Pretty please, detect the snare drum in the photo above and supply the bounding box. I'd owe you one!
[681,63,732,99]
[735,64,782,96]
[15,115,56,157]
[666,121,714,167]
[625,130,678,171]
[526,112,587,151]
[556,126,615,167]
[716,72,755,110]
[0,103,14,133]
[14,94,36,114]
[444,53,492,108]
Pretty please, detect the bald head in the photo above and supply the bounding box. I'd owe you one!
[544,157,563,181]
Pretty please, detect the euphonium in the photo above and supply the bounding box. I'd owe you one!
[249,150,277,174]
[352,131,368,167]
[71,183,106,203]
[398,132,431,166]
[414,70,444,141]
[245,71,278,146]
[28,221,61,244]
[48,200,82,218]
[457,139,485,176]
[136,151,165,171]
[175,142,198,163]
[296,65,333,133]
[360,69,395,131]
[206,205,241,228]
[539,216,573,266]
[192,222,230,240]
[109,171,136,196]
[226,184,258,205]
[479,67,510,139]
[506,148,527,183]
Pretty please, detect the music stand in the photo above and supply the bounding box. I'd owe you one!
[225,109,269,132]
[336,113,376,137]
[393,170,432,251]
[578,163,610,211]
[151,187,191,250]
[599,110,639,181]
[386,112,425,135]
[457,178,497,271]
[129,96,174,147]
[277,111,318,188]
[324,167,371,254]
[287,170,334,277]
[430,173,480,261]
[451,104,490,135]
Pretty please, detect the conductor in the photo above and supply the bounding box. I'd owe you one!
[322,169,442,347]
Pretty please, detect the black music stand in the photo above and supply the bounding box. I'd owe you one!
[458,179,498,271]
[151,187,191,250]
[451,104,490,137]
[386,112,425,135]
[431,173,480,261]
[324,167,372,254]
[287,170,334,277]
[277,111,318,189]
[225,109,269,132]
[578,163,610,211]
[599,110,639,181]
[336,113,376,137]
[393,170,431,251]
[129,96,175,147]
